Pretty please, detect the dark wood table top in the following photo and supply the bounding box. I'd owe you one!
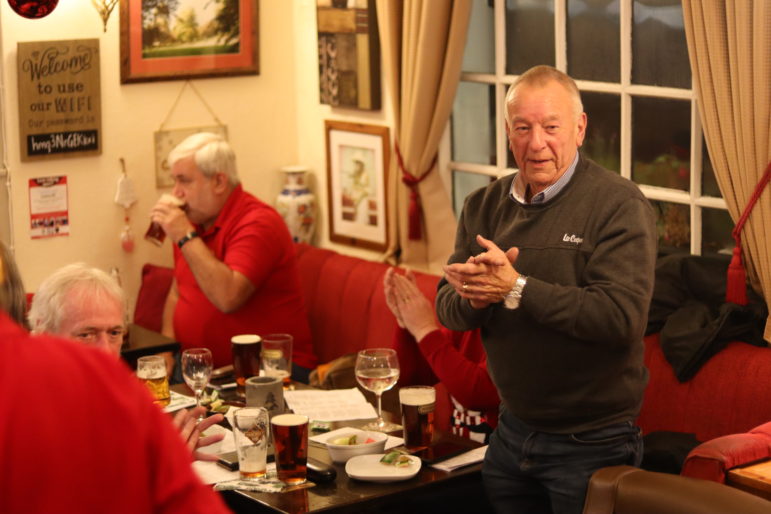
[120,323,179,369]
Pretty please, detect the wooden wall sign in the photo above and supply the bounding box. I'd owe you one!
[17,39,102,161]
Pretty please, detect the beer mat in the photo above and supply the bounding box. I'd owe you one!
[310,427,404,451]
[213,470,316,493]
[429,445,488,472]
[164,390,196,413]
[283,388,378,422]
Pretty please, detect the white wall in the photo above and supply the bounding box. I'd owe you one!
[0,0,389,315]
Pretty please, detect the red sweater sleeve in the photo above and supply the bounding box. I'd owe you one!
[391,326,439,386]
[418,328,500,412]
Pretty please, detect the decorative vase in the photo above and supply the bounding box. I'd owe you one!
[275,165,316,244]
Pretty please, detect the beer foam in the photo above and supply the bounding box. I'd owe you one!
[159,193,185,207]
[137,368,166,380]
[232,334,261,344]
[399,387,436,406]
[271,414,308,426]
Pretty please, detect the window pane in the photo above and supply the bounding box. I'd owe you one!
[651,200,690,254]
[632,0,690,88]
[462,0,495,73]
[505,0,555,75]
[631,96,690,191]
[451,82,496,165]
[701,141,720,197]
[582,92,621,173]
[567,0,620,82]
[453,170,494,216]
[702,207,734,256]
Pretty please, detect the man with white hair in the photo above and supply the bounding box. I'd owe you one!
[28,262,224,461]
[150,132,317,381]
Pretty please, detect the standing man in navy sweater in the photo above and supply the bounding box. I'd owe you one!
[436,65,657,514]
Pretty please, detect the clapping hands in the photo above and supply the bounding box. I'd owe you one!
[383,268,439,342]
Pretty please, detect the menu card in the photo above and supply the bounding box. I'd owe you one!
[283,388,378,422]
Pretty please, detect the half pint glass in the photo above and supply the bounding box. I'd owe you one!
[145,193,185,246]
[232,334,261,398]
[136,355,170,407]
[271,413,308,485]
[399,386,435,448]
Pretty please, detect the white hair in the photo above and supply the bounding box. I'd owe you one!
[504,65,584,126]
[167,132,240,186]
[28,263,125,335]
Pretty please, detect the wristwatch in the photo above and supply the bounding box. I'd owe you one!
[177,230,198,249]
[503,275,527,310]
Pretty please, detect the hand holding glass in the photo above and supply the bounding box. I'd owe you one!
[181,348,213,409]
[355,348,400,432]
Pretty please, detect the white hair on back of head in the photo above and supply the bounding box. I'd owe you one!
[167,132,240,186]
[28,263,125,335]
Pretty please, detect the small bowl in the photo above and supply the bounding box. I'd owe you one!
[326,429,388,464]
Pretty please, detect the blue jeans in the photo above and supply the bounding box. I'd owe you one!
[483,408,642,514]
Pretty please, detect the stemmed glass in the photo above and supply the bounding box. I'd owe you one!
[355,348,401,432]
[181,348,213,409]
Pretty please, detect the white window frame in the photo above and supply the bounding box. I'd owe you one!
[440,0,727,255]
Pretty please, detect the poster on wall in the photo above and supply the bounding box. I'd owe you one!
[29,176,70,239]
[17,39,102,162]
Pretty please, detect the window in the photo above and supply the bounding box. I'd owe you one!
[447,0,732,256]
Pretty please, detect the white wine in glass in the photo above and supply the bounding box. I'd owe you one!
[355,348,401,432]
[181,348,213,410]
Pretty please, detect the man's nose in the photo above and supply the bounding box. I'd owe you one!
[529,126,546,150]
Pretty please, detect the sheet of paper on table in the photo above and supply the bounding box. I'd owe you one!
[430,445,488,472]
[284,388,378,422]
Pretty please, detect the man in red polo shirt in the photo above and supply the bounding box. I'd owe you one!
[151,133,317,381]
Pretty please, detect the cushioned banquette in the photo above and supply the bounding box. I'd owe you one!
[134,243,771,451]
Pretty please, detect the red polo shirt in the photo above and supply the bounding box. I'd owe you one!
[172,185,316,370]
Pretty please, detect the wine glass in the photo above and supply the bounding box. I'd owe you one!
[355,348,401,432]
[181,348,213,410]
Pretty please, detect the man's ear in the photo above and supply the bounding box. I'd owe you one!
[212,172,230,193]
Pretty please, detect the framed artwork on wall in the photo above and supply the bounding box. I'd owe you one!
[317,0,381,110]
[325,120,389,251]
[119,0,259,83]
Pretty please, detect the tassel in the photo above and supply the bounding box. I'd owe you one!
[407,189,422,240]
[725,245,748,305]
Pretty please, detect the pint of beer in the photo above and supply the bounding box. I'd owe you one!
[271,413,309,485]
[145,193,185,246]
[232,334,262,398]
[399,386,435,448]
[261,333,293,387]
[233,407,269,480]
[136,355,170,407]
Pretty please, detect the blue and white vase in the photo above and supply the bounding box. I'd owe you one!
[276,165,316,244]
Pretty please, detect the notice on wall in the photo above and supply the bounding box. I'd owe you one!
[29,176,69,239]
[17,39,101,162]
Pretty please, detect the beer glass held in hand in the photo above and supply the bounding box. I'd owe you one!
[355,348,400,432]
[181,348,213,409]
[145,193,185,246]
[232,334,261,399]
[271,413,309,485]
[399,386,435,449]
[260,333,292,388]
[136,355,170,407]
[233,407,269,479]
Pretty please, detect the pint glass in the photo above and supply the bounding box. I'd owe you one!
[261,333,292,387]
[233,407,269,479]
[232,334,261,398]
[399,386,435,448]
[136,355,170,407]
[145,193,185,246]
[271,413,309,485]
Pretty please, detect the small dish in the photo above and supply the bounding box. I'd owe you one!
[326,428,387,463]
[345,454,422,482]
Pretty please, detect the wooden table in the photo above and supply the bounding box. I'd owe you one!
[120,323,180,370]
[727,459,771,501]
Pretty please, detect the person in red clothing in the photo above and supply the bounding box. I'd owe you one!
[0,312,230,514]
[384,267,499,443]
[151,133,317,381]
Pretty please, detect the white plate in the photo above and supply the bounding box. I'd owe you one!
[345,454,422,483]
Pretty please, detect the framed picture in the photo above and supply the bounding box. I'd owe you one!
[325,120,389,251]
[154,125,228,188]
[120,0,259,83]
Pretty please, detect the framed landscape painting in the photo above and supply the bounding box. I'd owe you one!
[325,120,389,251]
[120,0,259,83]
